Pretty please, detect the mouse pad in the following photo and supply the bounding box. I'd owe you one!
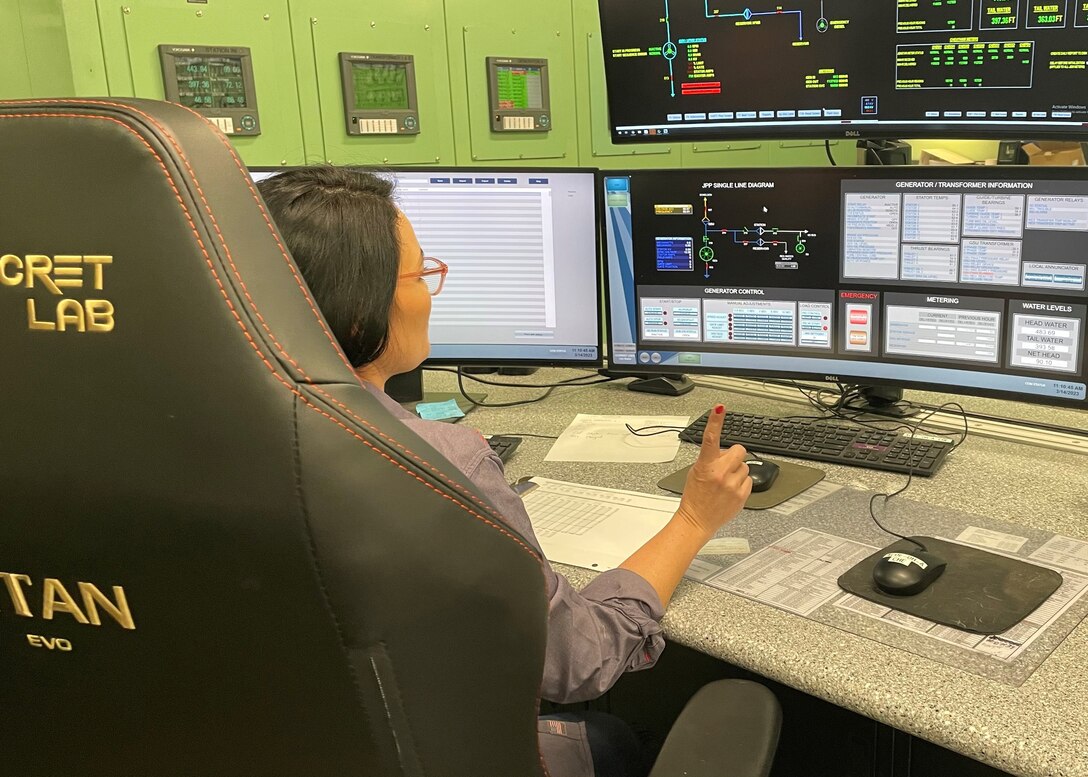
[838,537,1064,635]
[657,459,825,509]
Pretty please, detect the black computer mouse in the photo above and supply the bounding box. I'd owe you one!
[745,458,780,492]
[872,550,947,596]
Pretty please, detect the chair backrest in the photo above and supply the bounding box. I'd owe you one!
[0,98,548,777]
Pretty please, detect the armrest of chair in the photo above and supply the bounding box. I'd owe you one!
[648,679,781,777]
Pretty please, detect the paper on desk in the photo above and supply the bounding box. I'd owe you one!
[1029,535,1088,574]
[521,477,680,571]
[955,526,1029,553]
[544,413,689,463]
[700,537,751,556]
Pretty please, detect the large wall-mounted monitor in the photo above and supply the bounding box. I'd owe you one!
[250,167,601,368]
[602,166,1087,409]
[597,1,1088,141]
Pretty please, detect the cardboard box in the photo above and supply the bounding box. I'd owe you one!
[919,147,976,166]
[1022,141,1086,166]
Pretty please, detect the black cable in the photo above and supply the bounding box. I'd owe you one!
[788,382,952,438]
[866,401,970,551]
[624,423,686,437]
[429,365,627,408]
[454,370,557,408]
[758,374,1086,437]
[426,366,618,389]
[824,139,837,166]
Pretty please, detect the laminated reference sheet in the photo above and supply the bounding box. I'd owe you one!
[689,527,1088,662]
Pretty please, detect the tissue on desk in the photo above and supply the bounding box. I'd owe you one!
[544,413,689,463]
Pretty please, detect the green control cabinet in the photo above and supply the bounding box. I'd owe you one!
[573,0,681,169]
[97,0,305,167]
[6,0,865,170]
[291,0,456,166]
[445,0,579,166]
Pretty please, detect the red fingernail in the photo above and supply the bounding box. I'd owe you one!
[714,404,724,415]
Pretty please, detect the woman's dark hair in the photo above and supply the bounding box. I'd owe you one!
[256,167,400,368]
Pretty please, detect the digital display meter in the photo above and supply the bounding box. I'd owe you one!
[339,52,420,135]
[158,45,260,136]
[486,57,552,132]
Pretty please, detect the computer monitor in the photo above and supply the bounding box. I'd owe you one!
[597,1,1088,142]
[602,166,1087,409]
[249,167,602,368]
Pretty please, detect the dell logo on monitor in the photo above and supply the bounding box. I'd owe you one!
[825,375,840,382]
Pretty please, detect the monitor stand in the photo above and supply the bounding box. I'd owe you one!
[627,374,695,396]
[598,369,695,396]
[857,139,912,166]
[843,385,918,418]
[385,367,485,414]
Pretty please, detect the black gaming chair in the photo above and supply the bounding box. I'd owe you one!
[0,98,779,777]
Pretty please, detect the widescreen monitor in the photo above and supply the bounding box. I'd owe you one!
[597,0,1088,141]
[602,166,1088,409]
[250,167,602,368]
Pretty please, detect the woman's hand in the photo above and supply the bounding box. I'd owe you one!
[619,403,754,608]
[675,404,752,537]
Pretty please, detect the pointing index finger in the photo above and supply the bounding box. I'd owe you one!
[698,404,726,462]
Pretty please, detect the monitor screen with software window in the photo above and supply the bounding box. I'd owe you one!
[602,166,1087,409]
[597,1,1088,142]
[250,167,601,367]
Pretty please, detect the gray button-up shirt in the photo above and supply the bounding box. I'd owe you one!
[369,385,666,776]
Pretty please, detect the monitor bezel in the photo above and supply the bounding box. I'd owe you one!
[597,166,1088,411]
[595,2,1088,146]
[607,121,1088,146]
[249,165,605,369]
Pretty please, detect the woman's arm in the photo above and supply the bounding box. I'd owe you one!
[620,404,752,607]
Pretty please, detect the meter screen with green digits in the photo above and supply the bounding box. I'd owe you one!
[352,62,410,111]
[173,55,248,110]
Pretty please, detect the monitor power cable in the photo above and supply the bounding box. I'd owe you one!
[824,139,837,166]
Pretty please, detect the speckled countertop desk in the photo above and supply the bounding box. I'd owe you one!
[424,368,1088,777]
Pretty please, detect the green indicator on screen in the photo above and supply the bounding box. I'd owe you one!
[353,62,410,111]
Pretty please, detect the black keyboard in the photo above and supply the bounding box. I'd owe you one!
[486,435,522,463]
[680,411,953,476]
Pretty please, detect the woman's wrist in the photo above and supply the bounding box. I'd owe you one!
[671,506,718,549]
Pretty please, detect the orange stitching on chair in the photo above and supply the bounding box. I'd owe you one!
[4,106,552,770]
[13,98,522,547]
[18,96,526,535]
[151,103,531,528]
[164,102,349,367]
[0,109,540,560]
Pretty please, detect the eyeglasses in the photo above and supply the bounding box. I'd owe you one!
[398,256,448,296]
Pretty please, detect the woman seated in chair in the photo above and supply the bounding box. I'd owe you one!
[256,167,752,777]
